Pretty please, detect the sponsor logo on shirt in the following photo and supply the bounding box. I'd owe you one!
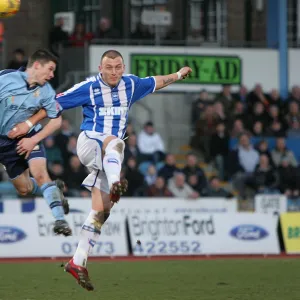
[99,107,128,116]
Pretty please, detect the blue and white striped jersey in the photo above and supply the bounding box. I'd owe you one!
[56,73,156,138]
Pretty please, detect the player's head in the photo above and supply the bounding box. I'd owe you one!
[99,50,125,87]
[26,49,58,85]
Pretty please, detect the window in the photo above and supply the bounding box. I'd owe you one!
[188,0,227,44]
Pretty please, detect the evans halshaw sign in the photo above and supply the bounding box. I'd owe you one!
[130,54,242,85]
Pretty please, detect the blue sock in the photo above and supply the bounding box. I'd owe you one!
[30,177,41,196]
[41,182,64,221]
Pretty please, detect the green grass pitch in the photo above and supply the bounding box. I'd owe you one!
[0,258,299,300]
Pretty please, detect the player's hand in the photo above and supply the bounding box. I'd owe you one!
[178,66,192,80]
[16,138,38,159]
[7,122,30,139]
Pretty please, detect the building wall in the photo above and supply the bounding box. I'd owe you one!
[3,0,51,65]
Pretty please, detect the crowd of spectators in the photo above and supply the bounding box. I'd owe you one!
[190,84,300,202]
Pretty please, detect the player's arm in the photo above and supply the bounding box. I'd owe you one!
[154,66,192,91]
[16,116,62,158]
[7,109,47,139]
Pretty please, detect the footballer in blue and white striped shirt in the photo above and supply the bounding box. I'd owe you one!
[12,49,192,290]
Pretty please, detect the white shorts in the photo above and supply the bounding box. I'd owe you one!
[77,131,110,194]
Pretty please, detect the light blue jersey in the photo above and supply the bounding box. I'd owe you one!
[0,69,62,136]
[56,73,156,138]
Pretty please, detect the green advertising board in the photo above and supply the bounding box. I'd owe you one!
[131,54,242,85]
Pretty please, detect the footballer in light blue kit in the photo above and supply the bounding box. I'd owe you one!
[1,49,71,236]
[13,49,192,291]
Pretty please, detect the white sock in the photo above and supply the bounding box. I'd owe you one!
[73,210,102,267]
[102,151,121,189]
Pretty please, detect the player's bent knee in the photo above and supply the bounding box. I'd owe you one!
[105,138,125,160]
[33,172,51,186]
[16,185,31,196]
[88,211,110,231]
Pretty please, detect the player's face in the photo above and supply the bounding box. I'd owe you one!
[35,61,56,85]
[99,56,125,87]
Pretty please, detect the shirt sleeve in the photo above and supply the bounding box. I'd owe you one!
[130,75,156,103]
[40,87,62,118]
[56,81,92,110]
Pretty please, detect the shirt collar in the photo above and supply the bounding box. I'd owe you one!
[19,68,40,90]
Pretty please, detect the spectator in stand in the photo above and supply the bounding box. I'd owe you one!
[251,154,279,194]
[191,105,220,161]
[191,89,210,128]
[146,176,173,197]
[158,153,181,182]
[168,172,199,199]
[49,17,69,55]
[233,85,248,106]
[287,85,300,105]
[278,157,300,198]
[6,48,27,70]
[202,176,233,198]
[124,133,141,164]
[69,23,93,47]
[247,84,269,111]
[287,119,300,138]
[229,133,259,199]
[44,136,63,166]
[266,120,286,137]
[252,121,265,137]
[48,161,65,182]
[137,121,165,163]
[63,156,89,197]
[210,121,229,180]
[255,140,274,166]
[64,135,78,165]
[248,102,268,129]
[124,121,136,142]
[271,137,298,167]
[267,89,283,109]
[54,118,74,161]
[187,174,205,195]
[144,164,157,186]
[215,84,234,116]
[231,101,247,125]
[124,157,145,196]
[214,101,227,124]
[230,119,250,138]
[285,101,300,128]
[182,153,207,192]
[268,105,286,129]
[94,17,119,40]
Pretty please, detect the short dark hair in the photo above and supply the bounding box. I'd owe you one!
[27,49,58,68]
[101,49,123,63]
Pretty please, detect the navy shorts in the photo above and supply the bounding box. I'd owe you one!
[0,130,46,179]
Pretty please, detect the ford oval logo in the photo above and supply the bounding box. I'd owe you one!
[0,226,26,244]
[230,225,268,241]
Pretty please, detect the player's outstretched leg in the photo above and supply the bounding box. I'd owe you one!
[29,177,69,215]
[55,179,69,215]
[65,209,109,290]
[65,259,94,291]
[29,159,72,236]
[40,182,72,236]
[110,179,128,203]
[65,187,111,291]
[102,138,128,202]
